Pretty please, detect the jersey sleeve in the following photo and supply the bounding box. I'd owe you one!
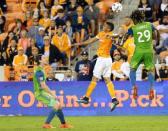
[96,32,101,39]
[35,70,45,83]
[127,28,133,36]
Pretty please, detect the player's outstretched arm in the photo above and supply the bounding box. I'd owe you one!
[40,81,57,99]
[72,37,98,47]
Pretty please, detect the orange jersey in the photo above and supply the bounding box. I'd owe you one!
[123,37,135,63]
[39,18,51,29]
[96,31,113,58]
[52,33,71,56]
[13,54,28,66]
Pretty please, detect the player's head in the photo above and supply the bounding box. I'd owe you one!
[103,22,114,32]
[130,10,145,24]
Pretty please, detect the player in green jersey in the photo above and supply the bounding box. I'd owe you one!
[33,55,73,129]
[127,10,159,100]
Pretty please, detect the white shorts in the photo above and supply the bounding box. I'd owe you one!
[93,57,112,79]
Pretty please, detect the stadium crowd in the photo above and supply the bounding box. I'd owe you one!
[0,0,167,81]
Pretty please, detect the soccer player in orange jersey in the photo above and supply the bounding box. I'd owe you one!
[77,22,119,111]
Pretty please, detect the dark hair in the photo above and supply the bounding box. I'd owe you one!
[121,55,128,61]
[57,9,64,13]
[160,12,168,24]
[106,22,114,31]
[130,10,144,24]
[37,0,46,9]
[11,37,18,43]
[138,0,150,7]
[34,55,42,65]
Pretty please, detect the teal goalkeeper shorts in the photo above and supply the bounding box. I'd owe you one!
[36,91,58,107]
[130,51,154,71]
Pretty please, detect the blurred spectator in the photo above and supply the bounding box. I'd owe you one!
[23,10,33,30]
[111,49,126,81]
[28,18,41,40]
[148,0,161,7]
[6,38,18,65]
[41,35,63,65]
[0,15,6,34]
[66,0,78,16]
[84,0,99,37]
[33,8,40,19]
[158,0,168,19]
[156,14,168,54]
[75,51,93,81]
[19,66,29,81]
[39,9,51,29]
[65,19,74,42]
[142,67,148,80]
[46,69,59,81]
[2,32,17,50]
[26,38,39,57]
[0,0,7,13]
[55,9,69,27]
[28,47,39,65]
[12,47,28,66]
[63,69,75,81]
[13,19,25,39]
[51,0,63,19]
[160,49,168,64]
[46,19,57,38]
[36,27,45,49]
[8,67,15,81]
[52,25,71,64]
[159,61,168,79]
[37,0,47,17]
[18,29,30,52]
[51,0,67,8]
[72,6,89,43]
[138,0,153,22]
[0,52,6,65]
[77,0,88,7]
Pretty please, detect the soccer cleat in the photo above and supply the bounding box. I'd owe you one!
[42,124,55,129]
[76,96,89,104]
[60,123,73,128]
[132,86,138,100]
[110,98,119,112]
[149,88,154,100]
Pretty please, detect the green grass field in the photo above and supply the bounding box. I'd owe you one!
[0,116,168,131]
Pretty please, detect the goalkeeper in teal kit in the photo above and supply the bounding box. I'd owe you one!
[33,56,72,129]
[127,10,159,100]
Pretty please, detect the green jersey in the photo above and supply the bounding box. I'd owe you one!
[130,22,153,52]
[33,66,46,96]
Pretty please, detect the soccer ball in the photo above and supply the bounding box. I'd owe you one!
[111,2,123,13]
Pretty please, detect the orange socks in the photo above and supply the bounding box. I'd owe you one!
[106,82,116,98]
[86,81,97,98]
